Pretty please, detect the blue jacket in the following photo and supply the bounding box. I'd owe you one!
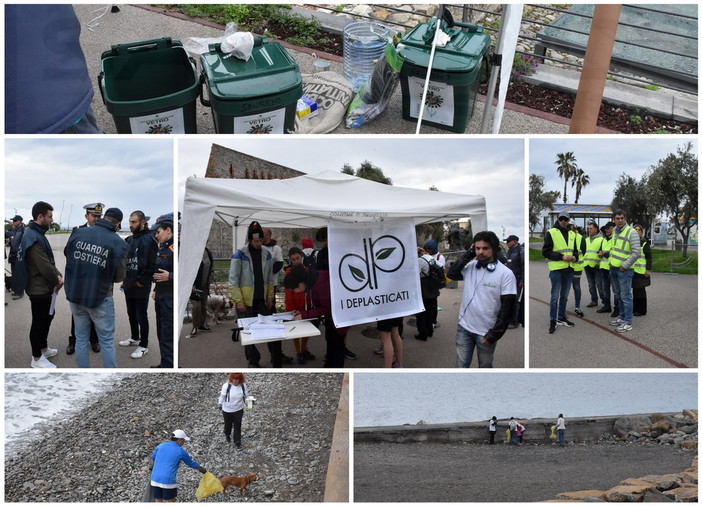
[154,237,174,296]
[64,219,128,308]
[150,441,200,486]
[124,229,158,290]
[5,5,94,133]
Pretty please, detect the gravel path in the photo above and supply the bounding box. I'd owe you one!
[354,441,695,502]
[5,373,343,503]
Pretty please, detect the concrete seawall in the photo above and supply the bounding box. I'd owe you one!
[355,412,679,444]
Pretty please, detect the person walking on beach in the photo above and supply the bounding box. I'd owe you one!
[218,372,251,449]
[488,416,497,444]
[556,414,566,447]
[150,429,207,502]
[508,417,519,445]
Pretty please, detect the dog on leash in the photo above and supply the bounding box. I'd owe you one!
[220,473,258,496]
[186,294,232,338]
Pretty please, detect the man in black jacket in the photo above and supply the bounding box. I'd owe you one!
[118,211,158,359]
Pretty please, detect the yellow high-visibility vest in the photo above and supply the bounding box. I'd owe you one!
[583,235,603,268]
[572,232,584,272]
[634,240,648,274]
[609,225,636,268]
[600,236,612,270]
[547,227,576,271]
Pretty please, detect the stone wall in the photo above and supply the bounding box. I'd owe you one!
[204,143,304,180]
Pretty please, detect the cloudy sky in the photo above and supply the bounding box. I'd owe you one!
[177,138,526,239]
[530,138,698,205]
[5,138,173,231]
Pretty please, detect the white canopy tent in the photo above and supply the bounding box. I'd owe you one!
[179,170,488,329]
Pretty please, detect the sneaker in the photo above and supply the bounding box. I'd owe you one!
[131,347,148,359]
[616,323,633,332]
[31,356,56,369]
[574,308,584,317]
[414,334,428,341]
[610,309,620,318]
[198,325,211,332]
[281,354,294,365]
[374,344,384,355]
[391,363,404,368]
[433,322,440,329]
[119,339,140,347]
[344,348,358,360]
[42,347,58,359]
[12,294,23,300]
[586,302,598,308]
[556,318,574,327]
[596,306,612,313]
[548,320,557,334]
[301,350,316,360]
[296,353,306,365]
[609,318,624,326]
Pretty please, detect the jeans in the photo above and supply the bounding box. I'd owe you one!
[125,287,150,347]
[29,293,54,358]
[510,427,519,444]
[70,298,117,368]
[155,293,174,368]
[223,409,244,445]
[572,273,582,308]
[600,269,612,308]
[557,429,566,446]
[584,266,605,305]
[610,267,634,324]
[548,270,574,321]
[60,106,104,134]
[455,324,495,368]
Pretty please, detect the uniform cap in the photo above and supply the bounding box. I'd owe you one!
[84,203,105,217]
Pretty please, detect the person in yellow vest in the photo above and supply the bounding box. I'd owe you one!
[583,222,607,312]
[542,212,578,334]
[632,224,652,316]
[568,224,587,317]
[607,210,640,332]
[596,222,616,315]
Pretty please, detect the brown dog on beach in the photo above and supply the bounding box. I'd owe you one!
[220,473,258,496]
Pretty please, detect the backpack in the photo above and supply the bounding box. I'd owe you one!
[303,250,318,270]
[422,257,446,290]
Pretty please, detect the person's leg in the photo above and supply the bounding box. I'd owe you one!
[223,410,234,440]
[415,307,429,340]
[584,266,598,305]
[609,268,623,317]
[324,324,346,368]
[243,305,261,366]
[390,326,403,367]
[489,431,495,444]
[125,293,141,341]
[600,269,611,309]
[267,341,283,368]
[70,302,92,368]
[198,295,209,329]
[455,325,476,368]
[191,296,204,329]
[619,269,634,324]
[475,336,496,368]
[88,297,117,368]
[548,271,561,322]
[379,330,394,368]
[426,297,438,336]
[29,295,53,358]
[157,296,174,367]
[572,274,582,309]
[559,271,573,320]
[135,294,150,347]
[232,409,244,447]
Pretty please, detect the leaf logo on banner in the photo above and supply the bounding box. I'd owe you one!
[339,236,405,292]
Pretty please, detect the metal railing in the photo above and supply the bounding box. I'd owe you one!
[306,3,698,95]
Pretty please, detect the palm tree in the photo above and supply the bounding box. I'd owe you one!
[555,152,578,203]
[572,168,591,204]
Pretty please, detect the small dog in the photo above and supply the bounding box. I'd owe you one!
[206,294,232,326]
[220,473,258,496]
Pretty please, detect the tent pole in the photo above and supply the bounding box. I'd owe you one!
[415,4,444,134]
[479,8,508,133]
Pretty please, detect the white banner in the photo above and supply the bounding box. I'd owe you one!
[329,219,423,327]
[493,4,524,133]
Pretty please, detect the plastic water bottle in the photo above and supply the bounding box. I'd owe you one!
[343,22,390,92]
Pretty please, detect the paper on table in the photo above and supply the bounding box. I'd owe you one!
[249,323,286,340]
[258,312,295,324]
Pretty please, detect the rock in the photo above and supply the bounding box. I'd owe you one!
[651,420,672,434]
[557,490,607,501]
[604,484,653,502]
[680,471,698,484]
[680,441,698,450]
[620,478,657,489]
[614,415,652,436]
[679,425,698,434]
[663,487,698,502]
[683,409,698,422]
[349,4,373,17]
[642,490,675,502]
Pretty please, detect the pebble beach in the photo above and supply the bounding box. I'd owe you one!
[5,372,343,503]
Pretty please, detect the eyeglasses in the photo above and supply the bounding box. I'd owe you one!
[558,217,570,222]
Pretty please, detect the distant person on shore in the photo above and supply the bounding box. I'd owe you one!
[218,372,251,449]
[516,420,526,444]
[508,417,519,445]
[447,231,516,368]
[488,416,497,444]
[150,429,207,502]
[15,202,63,368]
[556,414,566,447]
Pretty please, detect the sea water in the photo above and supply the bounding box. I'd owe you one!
[354,372,698,427]
[5,372,127,456]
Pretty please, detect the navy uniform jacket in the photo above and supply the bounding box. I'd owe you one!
[124,228,158,290]
[64,219,128,308]
[154,237,174,296]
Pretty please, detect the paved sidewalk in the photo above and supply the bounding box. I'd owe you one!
[178,281,525,369]
[76,4,572,135]
[528,259,697,368]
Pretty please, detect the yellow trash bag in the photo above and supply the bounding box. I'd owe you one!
[505,429,511,442]
[195,472,224,501]
[550,425,557,440]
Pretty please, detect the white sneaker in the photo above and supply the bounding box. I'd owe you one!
[616,323,632,332]
[131,347,148,359]
[119,339,140,347]
[609,318,624,326]
[31,356,57,368]
[42,347,58,358]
